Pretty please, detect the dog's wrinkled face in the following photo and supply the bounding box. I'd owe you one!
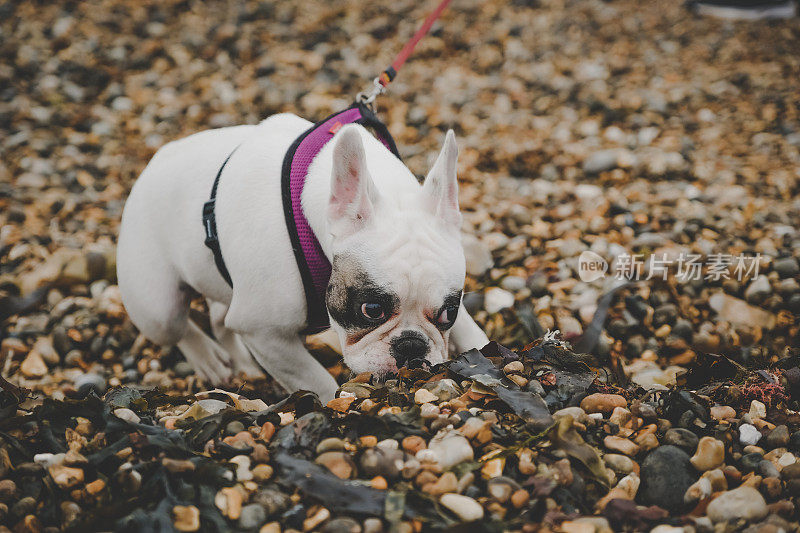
[325,126,465,377]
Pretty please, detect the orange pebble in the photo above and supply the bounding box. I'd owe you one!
[259,422,276,442]
[360,435,378,447]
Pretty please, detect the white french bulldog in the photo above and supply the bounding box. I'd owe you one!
[117,113,489,401]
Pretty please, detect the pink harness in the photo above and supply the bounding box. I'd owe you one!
[203,102,400,334]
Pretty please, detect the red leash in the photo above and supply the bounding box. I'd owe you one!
[358,0,453,105]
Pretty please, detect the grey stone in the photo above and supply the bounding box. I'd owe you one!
[174,361,194,378]
[744,275,771,303]
[238,503,267,530]
[583,150,618,174]
[638,445,696,512]
[774,257,799,278]
[321,518,362,533]
[662,428,699,453]
[74,373,106,395]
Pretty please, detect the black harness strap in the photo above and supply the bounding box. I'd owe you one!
[202,146,239,287]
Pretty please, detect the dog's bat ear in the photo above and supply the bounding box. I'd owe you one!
[423,129,461,229]
[329,126,379,235]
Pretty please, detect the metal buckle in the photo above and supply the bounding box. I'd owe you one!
[356,77,385,110]
[202,200,217,245]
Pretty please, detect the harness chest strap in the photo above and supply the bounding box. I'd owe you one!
[202,102,401,334]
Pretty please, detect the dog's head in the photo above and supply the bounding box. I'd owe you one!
[325,126,465,377]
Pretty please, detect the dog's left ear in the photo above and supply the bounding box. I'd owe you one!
[422,129,461,229]
[329,126,380,237]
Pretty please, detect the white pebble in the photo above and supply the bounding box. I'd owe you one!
[440,493,484,522]
[748,400,766,420]
[114,408,141,424]
[739,424,761,446]
[484,288,514,314]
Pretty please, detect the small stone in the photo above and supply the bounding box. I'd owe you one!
[690,437,725,471]
[500,276,526,292]
[0,480,16,503]
[426,430,473,470]
[321,518,362,533]
[749,400,767,420]
[303,507,331,531]
[20,350,47,378]
[252,464,273,481]
[315,452,355,480]
[595,473,640,510]
[481,455,505,479]
[362,518,384,533]
[518,448,536,475]
[709,293,775,329]
[420,403,440,419]
[327,396,355,412]
[173,506,200,532]
[745,275,772,303]
[510,489,529,509]
[423,472,458,496]
[663,428,699,454]
[487,477,520,503]
[401,436,426,455]
[553,407,588,424]
[414,389,438,404]
[74,373,106,395]
[603,436,639,456]
[580,394,627,414]
[685,469,727,503]
[710,405,736,420]
[360,435,378,447]
[252,488,289,517]
[583,149,618,174]
[215,487,244,520]
[423,379,461,402]
[230,456,252,481]
[440,493,484,522]
[85,479,105,495]
[603,454,635,475]
[238,504,267,530]
[774,257,799,278]
[766,425,790,449]
[316,437,346,454]
[113,408,140,424]
[640,445,696,512]
[503,361,524,374]
[48,465,84,488]
[484,288,514,313]
[174,361,194,378]
[507,374,528,387]
[706,486,768,523]
[560,521,595,533]
[740,424,762,446]
[360,447,404,480]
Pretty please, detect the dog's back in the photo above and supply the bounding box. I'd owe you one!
[117,115,309,345]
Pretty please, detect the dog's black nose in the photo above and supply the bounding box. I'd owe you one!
[391,332,429,367]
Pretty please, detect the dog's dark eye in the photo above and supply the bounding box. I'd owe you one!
[436,305,459,326]
[360,302,385,321]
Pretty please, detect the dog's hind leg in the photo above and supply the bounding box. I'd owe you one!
[239,329,339,402]
[208,300,263,377]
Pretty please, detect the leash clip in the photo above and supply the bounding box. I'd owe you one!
[356,77,385,109]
